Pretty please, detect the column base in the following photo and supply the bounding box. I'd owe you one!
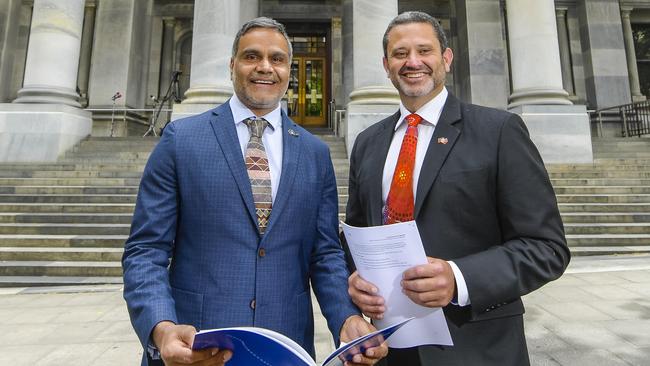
[348,86,400,105]
[345,102,399,156]
[0,104,92,162]
[632,94,647,103]
[182,86,232,105]
[509,104,593,163]
[14,86,81,108]
[171,102,223,123]
[508,88,572,109]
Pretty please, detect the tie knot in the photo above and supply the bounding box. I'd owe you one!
[405,114,422,127]
[245,117,269,139]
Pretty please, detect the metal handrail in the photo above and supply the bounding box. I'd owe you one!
[591,100,650,138]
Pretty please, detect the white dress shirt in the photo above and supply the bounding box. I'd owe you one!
[229,94,283,203]
[381,87,470,307]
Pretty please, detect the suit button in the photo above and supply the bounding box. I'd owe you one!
[250,299,256,309]
[258,248,266,257]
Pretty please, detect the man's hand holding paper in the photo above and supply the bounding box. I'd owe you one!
[401,257,456,308]
[341,221,453,348]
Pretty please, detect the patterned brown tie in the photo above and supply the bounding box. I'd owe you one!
[244,117,273,234]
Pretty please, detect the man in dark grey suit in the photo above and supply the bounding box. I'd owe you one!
[345,11,570,365]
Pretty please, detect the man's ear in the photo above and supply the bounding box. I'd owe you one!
[443,48,453,73]
[229,58,234,79]
[382,57,389,77]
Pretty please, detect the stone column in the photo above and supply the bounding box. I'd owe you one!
[0,0,92,162]
[455,0,509,109]
[344,0,399,155]
[240,0,259,24]
[172,0,240,120]
[556,6,575,98]
[621,6,645,102]
[77,3,97,107]
[158,17,176,99]
[577,0,630,109]
[0,0,21,103]
[14,0,85,107]
[506,0,591,164]
[87,0,154,136]
[506,0,571,107]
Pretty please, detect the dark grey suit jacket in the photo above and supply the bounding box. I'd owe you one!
[344,94,570,365]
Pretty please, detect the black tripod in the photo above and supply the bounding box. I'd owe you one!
[144,70,182,137]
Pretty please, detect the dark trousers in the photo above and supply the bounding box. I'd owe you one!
[379,347,422,366]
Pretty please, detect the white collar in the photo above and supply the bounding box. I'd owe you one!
[395,87,449,130]
[229,93,282,131]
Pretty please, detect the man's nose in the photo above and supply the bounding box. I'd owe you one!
[405,52,422,68]
[256,57,273,72]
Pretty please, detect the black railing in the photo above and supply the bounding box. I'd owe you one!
[592,100,650,137]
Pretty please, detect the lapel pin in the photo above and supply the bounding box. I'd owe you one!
[288,128,299,137]
[437,137,449,145]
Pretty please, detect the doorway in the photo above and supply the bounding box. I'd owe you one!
[283,32,329,127]
[286,57,327,126]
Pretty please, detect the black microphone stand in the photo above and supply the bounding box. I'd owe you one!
[144,71,182,137]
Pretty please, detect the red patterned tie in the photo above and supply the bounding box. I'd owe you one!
[383,113,422,225]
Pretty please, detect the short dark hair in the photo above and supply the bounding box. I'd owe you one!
[382,11,449,58]
[232,17,293,58]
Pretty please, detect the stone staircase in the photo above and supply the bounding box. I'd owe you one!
[0,135,649,286]
[548,137,650,256]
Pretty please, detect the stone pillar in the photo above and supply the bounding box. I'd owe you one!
[14,0,85,107]
[240,0,259,24]
[158,17,176,99]
[344,0,399,155]
[506,0,591,163]
[0,0,92,162]
[621,7,645,102]
[172,0,240,120]
[0,0,21,103]
[87,0,154,136]
[556,6,576,98]
[455,0,509,109]
[577,0,630,109]
[331,17,344,109]
[506,0,571,107]
[77,3,97,107]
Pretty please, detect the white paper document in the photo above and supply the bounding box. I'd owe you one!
[342,221,453,348]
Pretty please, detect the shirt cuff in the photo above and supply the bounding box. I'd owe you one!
[447,260,471,306]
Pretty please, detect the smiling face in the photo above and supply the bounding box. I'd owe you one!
[383,22,453,112]
[230,28,291,116]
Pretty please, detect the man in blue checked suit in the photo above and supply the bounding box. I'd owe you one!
[122,17,387,366]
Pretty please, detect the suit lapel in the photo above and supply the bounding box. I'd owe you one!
[368,112,400,226]
[264,112,302,234]
[209,103,258,227]
[414,95,462,218]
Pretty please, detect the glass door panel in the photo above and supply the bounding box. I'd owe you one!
[283,57,327,126]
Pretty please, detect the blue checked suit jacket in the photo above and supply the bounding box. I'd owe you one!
[122,101,359,365]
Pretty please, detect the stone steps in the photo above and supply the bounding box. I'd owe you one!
[0,213,133,224]
[0,194,136,204]
[553,186,650,194]
[0,135,648,286]
[0,261,122,277]
[0,223,130,235]
[0,186,139,195]
[0,247,123,261]
[561,212,650,223]
[0,275,122,287]
[0,203,134,213]
[0,234,126,247]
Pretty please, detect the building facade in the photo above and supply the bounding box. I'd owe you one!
[0,0,647,162]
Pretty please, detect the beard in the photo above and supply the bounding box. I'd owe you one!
[393,63,446,97]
